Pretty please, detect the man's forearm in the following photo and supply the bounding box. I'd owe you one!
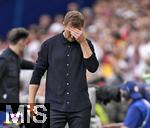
[80,41,93,59]
[28,84,39,103]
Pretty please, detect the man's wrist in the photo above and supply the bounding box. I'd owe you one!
[28,98,36,104]
[80,39,87,46]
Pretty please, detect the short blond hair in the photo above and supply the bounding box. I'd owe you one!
[63,11,84,28]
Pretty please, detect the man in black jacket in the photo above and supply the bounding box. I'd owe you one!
[0,28,34,104]
[28,11,99,128]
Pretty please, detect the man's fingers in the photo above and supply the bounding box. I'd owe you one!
[70,30,78,37]
[70,28,81,34]
[70,27,82,32]
[70,29,83,38]
[27,104,38,120]
[69,29,79,36]
[70,28,84,36]
[71,32,79,39]
[27,103,37,116]
[69,27,85,42]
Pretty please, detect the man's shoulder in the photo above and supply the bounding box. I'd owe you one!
[130,99,146,111]
[0,50,9,63]
[0,49,10,58]
[0,48,17,63]
[131,100,140,106]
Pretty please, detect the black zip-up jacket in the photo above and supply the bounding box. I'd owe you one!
[0,48,34,103]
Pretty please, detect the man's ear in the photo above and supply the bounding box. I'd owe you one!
[63,22,66,27]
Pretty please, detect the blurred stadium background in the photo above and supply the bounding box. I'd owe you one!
[0,0,150,127]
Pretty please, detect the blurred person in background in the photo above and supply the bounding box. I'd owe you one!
[28,11,99,128]
[82,7,93,27]
[120,81,150,128]
[38,14,52,32]
[24,24,41,62]
[0,38,5,55]
[67,2,79,11]
[48,14,64,38]
[137,31,150,80]
[38,14,52,42]
[48,21,64,37]
[0,28,34,104]
[54,14,64,24]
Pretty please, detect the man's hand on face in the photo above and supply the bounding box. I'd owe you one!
[69,27,87,44]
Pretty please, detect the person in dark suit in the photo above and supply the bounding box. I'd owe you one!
[28,11,99,128]
[0,27,34,104]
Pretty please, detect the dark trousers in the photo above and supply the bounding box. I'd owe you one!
[49,107,91,128]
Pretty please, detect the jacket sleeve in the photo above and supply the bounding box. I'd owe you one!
[83,40,99,73]
[20,59,34,69]
[30,41,49,85]
[0,57,6,80]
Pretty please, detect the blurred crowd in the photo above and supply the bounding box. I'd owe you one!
[0,0,149,125]
[1,0,150,86]
[85,0,150,86]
